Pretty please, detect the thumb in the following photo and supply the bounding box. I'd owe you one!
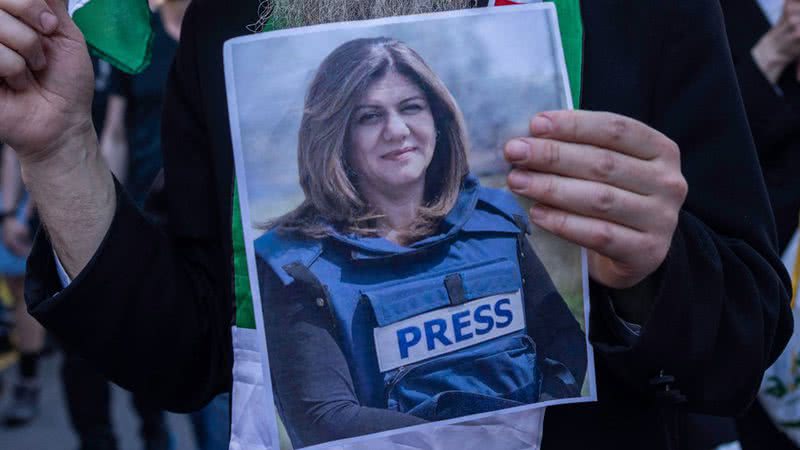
[43,0,84,40]
[44,0,70,19]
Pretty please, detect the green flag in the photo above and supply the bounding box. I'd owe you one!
[68,0,153,74]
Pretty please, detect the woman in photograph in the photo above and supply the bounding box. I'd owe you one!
[254,37,586,447]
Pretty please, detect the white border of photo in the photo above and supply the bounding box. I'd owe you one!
[224,4,595,449]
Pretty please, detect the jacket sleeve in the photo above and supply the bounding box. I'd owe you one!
[590,0,793,416]
[24,1,233,413]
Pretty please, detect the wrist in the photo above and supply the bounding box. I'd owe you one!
[18,120,115,277]
[19,120,100,185]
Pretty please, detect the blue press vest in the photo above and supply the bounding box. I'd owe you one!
[255,176,542,430]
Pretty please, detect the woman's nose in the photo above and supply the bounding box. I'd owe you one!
[383,112,411,141]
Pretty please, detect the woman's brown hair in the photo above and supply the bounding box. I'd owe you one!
[271,37,470,243]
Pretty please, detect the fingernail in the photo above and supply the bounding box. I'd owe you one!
[507,170,526,191]
[40,11,58,33]
[505,140,528,162]
[530,205,547,221]
[531,115,552,135]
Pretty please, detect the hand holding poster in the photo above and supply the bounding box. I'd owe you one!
[224,4,594,448]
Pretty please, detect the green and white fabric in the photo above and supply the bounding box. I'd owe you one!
[230,187,291,449]
[68,0,153,73]
[759,226,800,446]
[229,1,583,449]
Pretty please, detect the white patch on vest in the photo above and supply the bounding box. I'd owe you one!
[374,290,525,373]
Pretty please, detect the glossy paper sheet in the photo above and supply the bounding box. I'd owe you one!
[224,4,595,449]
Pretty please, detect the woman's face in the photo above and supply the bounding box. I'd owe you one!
[348,70,436,199]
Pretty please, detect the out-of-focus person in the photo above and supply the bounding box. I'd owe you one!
[685,1,800,449]
[0,142,43,427]
[727,0,800,251]
[723,0,800,449]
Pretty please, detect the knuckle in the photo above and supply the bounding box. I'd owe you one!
[542,140,561,167]
[643,238,669,268]
[661,174,688,200]
[592,187,616,214]
[607,118,628,143]
[591,223,615,249]
[657,138,680,159]
[551,211,570,235]
[558,112,579,140]
[541,176,559,199]
[590,152,616,180]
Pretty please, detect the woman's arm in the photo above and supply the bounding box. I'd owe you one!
[519,239,587,390]
[258,257,426,447]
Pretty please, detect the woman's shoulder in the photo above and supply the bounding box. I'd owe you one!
[473,185,530,230]
[254,228,323,285]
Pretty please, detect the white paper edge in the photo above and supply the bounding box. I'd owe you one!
[223,4,596,449]
[224,41,282,450]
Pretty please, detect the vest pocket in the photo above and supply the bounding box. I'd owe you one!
[384,334,541,421]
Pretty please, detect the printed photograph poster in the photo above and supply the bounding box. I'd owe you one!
[224,4,595,449]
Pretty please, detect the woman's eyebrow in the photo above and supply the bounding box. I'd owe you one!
[399,95,426,104]
[355,95,426,111]
[353,104,381,113]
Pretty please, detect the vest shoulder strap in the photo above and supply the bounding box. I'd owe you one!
[463,187,530,235]
[253,229,323,286]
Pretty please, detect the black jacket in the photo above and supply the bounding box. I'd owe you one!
[25,1,792,449]
[721,0,800,251]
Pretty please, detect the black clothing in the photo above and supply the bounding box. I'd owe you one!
[109,13,178,206]
[59,47,172,450]
[61,355,170,450]
[722,0,800,251]
[25,1,793,449]
[716,1,800,449]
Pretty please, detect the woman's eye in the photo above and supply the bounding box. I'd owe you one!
[403,103,424,113]
[358,112,381,124]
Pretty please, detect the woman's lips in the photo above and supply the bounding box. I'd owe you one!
[382,146,417,160]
